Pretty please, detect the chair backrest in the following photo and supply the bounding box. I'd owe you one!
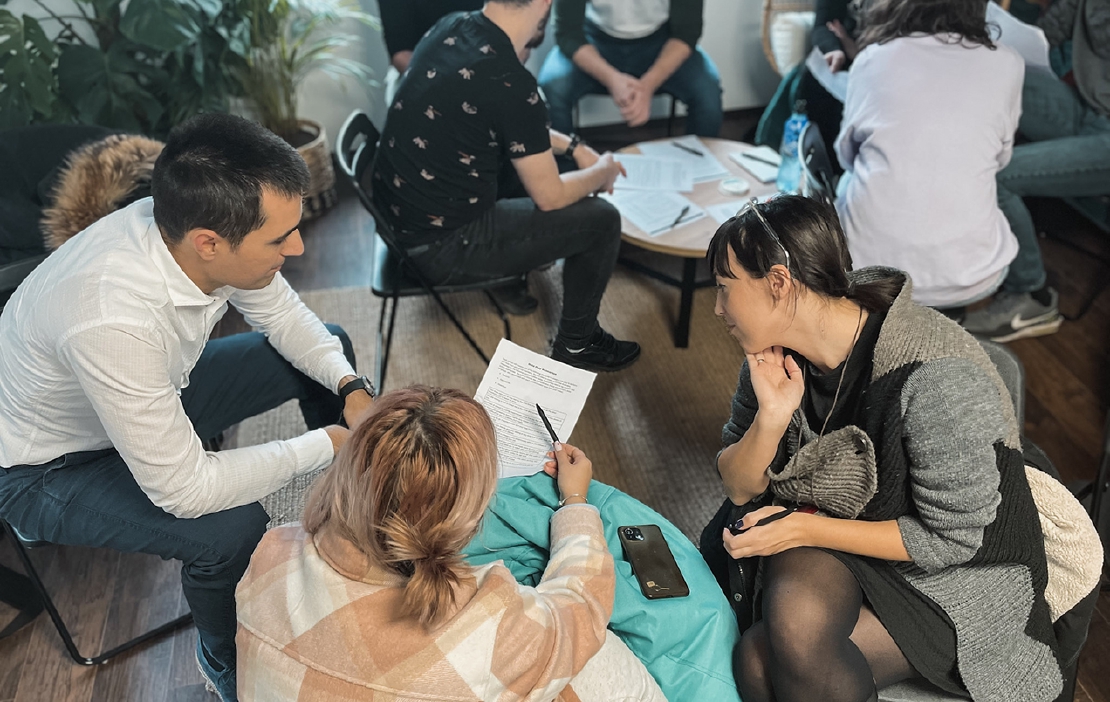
[799,122,837,204]
[978,338,1025,430]
[334,110,412,255]
[761,0,817,74]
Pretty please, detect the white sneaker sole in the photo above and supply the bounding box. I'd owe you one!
[990,316,1063,343]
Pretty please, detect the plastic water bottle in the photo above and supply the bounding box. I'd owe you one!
[776,100,808,194]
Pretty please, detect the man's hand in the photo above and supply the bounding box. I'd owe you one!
[338,375,374,428]
[607,73,641,108]
[592,152,625,194]
[324,424,351,455]
[825,49,847,72]
[621,87,654,128]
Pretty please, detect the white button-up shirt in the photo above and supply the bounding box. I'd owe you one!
[0,199,356,518]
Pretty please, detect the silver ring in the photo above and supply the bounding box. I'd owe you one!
[756,358,766,364]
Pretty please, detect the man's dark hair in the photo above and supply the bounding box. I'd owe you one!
[151,113,310,247]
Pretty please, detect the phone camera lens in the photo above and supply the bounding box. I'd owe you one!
[624,527,643,541]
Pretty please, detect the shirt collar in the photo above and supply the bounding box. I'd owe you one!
[144,207,227,308]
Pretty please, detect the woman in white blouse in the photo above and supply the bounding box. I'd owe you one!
[834,0,1024,309]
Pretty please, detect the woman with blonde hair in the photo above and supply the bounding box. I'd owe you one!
[235,385,666,701]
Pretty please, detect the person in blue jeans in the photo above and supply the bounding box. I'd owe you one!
[962,0,1110,341]
[0,114,374,702]
[538,0,723,138]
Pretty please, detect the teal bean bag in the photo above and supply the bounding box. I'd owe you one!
[464,474,742,702]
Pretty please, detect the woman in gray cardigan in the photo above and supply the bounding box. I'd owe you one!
[708,195,1065,702]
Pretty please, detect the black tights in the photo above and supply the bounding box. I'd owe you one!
[736,548,918,702]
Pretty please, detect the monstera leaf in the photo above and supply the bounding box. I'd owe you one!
[0,12,62,127]
[57,43,164,131]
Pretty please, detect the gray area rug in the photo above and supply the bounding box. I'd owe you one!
[240,263,745,539]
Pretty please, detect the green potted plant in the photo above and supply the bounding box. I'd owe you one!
[0,0,251,134]
[241,0,377,219]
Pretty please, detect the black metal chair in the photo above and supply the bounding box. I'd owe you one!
[334,110,517,390]
[799,121,837,205]
[0,520,193,665]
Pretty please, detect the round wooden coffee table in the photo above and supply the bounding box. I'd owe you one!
[615,138,779,347]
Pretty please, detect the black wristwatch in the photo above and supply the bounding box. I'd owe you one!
[565,133,582,159]
[339,375,376,401]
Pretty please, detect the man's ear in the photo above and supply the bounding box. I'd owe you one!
[187,228,223,262]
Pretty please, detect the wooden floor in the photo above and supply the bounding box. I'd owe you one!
[0,111,1107,701]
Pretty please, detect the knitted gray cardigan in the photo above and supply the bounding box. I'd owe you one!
[723,269,1061,702]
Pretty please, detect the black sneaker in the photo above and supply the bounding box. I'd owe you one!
[488,280,538,316]
[551,328,641,372]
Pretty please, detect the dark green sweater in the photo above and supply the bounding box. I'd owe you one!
[553,0,704,59]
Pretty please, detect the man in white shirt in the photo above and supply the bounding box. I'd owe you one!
[537,0,723,137]
[0,114,373,702]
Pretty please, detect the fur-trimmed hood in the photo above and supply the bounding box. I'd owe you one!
[42,134,164,250]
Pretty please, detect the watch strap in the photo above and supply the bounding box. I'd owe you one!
[339,375,376,401]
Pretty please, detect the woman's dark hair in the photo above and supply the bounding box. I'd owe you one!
[706,195,899,314]
[151,113,310,247]
[858,0,995,50]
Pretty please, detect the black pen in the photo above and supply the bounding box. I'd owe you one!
[728,506,798,535]
[672,141,704,157]
[536,404,560,445]
[669,205,691,229]
[740,150,780,168]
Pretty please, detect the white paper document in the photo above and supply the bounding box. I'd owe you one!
[474,340,596,479]
[805,47,849,103]
[637,136,731,182]
[987,2,1052,75]
[729,147,781,184]
[601,190,706,236]
[614,154,694,192]
[705,195,778,224]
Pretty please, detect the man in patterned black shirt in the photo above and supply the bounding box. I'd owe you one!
[369,0,640,373]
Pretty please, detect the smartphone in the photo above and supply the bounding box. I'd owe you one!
[617,525,690,600]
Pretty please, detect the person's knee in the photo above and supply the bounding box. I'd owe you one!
[187,503,268,580]
[736,624,774,702]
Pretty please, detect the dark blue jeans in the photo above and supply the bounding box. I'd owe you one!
[538,24,724,138]
[0,325,352,682]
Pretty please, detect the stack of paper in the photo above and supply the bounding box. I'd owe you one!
[613,154,694,192]
[601,190,707,236]
[729,147,780,184]
[474,340,596,479]
[987,2,1052,74]
[637,136,731,182]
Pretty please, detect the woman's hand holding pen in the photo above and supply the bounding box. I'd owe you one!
[748,345,805,433]
[544,443,592,506]
[722,505,811,558]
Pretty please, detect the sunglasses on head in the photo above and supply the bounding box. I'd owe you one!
[738,197,791,273]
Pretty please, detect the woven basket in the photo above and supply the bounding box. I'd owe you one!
[295,119,338,221]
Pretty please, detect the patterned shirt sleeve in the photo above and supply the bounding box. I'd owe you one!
[493,71,551,160]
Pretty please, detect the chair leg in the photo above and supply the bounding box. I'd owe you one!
[422,285,491,365]
[483,290,513,342]
[667,96,678,137]
[376,287,400,392]
[0,521,193,666]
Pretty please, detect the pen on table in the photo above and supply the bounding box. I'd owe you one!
[739,150,779,168]
[536,404,560,446]
[669,205,691,229]
[672,141,704,157]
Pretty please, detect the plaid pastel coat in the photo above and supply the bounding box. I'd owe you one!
[235,504,614,701]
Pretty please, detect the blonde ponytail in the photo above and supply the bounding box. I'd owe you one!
[303,385,499,629]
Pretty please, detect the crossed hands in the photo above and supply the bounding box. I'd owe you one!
[609,73,653,128]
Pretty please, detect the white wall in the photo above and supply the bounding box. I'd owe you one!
[6,0,776,140]
[301,0,780,137]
